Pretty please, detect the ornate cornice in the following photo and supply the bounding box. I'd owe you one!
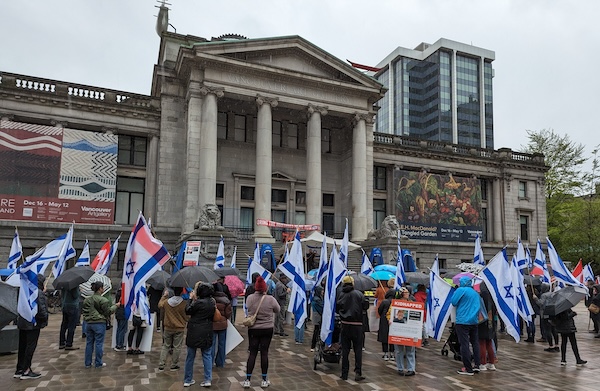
[199,85,225,98]
[352,112,374,126]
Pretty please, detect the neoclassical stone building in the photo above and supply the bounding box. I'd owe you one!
[0,31,548,276]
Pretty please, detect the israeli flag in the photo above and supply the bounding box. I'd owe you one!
[511,256,534,322]
[247,242,261,286]
[479,249,521,343]
[8,229,22,269]
[394,231,406,289]
[314,232,328,288]
[230,246,237,269]
[279,231,307,330]
[426,258,456,341]
[51,225,76,279]
[76,240,91,266]
[516,237,528,274]
[247,256,272,284]
[339,219,349,268]
[16,247,46,325]
[473,234,485,266]
[214,236,225,269]
[532,239,551,283]
[360,249,374,275]
[547,238,586,290]
[584,263,595,282]
[320,243,347,345]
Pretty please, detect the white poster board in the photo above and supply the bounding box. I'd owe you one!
[388,300,424,347]
[225,320,244,354]
[183,241,201,267]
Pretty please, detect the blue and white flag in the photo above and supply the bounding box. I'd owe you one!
[511,256,534,322]
[339,219,349,268]
[247,242,261,286]
[247,258,272,282]
[516,237,528,274]
[214,236,225,270]
[8,228,22,269]
[426,258,456,341]
[525,246,533,270]
[531,239,550,283]
[547,238,586,290]
[137,286,152,326]
[473,234,485,266]
[279,231,307,330]
[96,234,121,276]
[480,249,521,342]
[76,240,91,267]
[394,231,406,289]
[16,247,46,325]
[51,225,76,279]
[320,243,347,345]
[584,263,595,283]
[360,249,374,275]
[314,232,328,288]
[230,246,237,269]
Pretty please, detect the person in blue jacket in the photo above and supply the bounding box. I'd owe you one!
[450,277,482,376]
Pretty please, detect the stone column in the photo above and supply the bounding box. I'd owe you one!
[183,83,203,232]
[493,177,503,242]
[145,134,159,222]
[197,85,224,219]
[254,95,279,240]
[306,104,327,229]
[352,113,369,241]
[365,114,375,232]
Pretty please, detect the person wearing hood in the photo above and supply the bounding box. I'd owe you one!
[310,285,324,352]
[158,286,189,371]
[450,276,482,376]
[336,275,369,382]
[15,273,48,380]
[211,281,232,368]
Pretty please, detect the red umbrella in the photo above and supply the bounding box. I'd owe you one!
[224,275,245,298]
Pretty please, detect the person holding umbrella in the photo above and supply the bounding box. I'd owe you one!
[59,285,80,350]
[552,308,587,366]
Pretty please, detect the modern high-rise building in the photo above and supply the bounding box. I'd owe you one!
[374,38,495,149]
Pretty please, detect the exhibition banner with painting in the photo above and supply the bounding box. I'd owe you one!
[388,299,425,347]
[0,119,117,223]
[393,169,483,242]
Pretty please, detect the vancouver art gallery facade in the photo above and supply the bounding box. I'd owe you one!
[0,31,547,277]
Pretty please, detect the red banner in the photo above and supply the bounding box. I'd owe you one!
[256,219,320,231]
[0,195,114,224]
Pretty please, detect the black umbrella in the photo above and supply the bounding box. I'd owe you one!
[146,270,171,291]
[169,266,219,288]
[214,267,240,278]
[0,281,18,329]
[338,273,377,292]
[524,275,543,287]
[52,266,95,291]
[543,285,587,316]
[405,272,430,286]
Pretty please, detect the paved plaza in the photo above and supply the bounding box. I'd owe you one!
[1,301,598,391]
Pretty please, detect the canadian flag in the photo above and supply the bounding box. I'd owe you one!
[91,240,111,272]
[572,259,584,283]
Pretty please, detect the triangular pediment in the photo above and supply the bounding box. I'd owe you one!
[272,171,296,181]
[192,36,381,89]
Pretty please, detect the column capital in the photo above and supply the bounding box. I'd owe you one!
[50,120,68,128]
[307,103,328,117]
[1,114,15,122]
[352,112,375,126]
[256,94,279,108]
[199,85,225,98]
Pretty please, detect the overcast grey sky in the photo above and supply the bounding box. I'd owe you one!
[2,0,599,166]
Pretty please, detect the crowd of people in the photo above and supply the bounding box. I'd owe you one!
[12,266,597,387]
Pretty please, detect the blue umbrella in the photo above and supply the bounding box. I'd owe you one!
[369,270,395,281]
[307,268,319,277]
[374,264,396,273]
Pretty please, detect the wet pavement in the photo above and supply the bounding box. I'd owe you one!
[1,301,598,390]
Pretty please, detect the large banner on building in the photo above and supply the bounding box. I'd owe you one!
[393,170,483,242]
[0,119,117,224]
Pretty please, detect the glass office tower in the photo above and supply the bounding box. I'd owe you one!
[375,39,495,149]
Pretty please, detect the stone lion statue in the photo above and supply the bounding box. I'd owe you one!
[367,215,399,240]
[194,204,225,231]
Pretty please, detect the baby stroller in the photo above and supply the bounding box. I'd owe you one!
[313,316,342,370]
[441,324,462,361]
